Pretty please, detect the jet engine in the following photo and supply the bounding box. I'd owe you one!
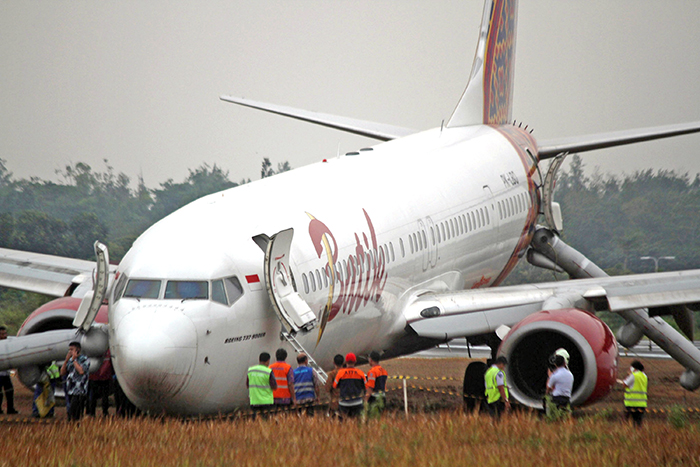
[498,308,617,408]
[9,297,109,387]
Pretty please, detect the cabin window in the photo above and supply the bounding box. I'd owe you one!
[430,227,435,245]
[399,238,405,257]
[480,208,486,227]
[436,227,441,243]
[390,242,395,262]
[302,274,310,293]
[323,267,329,288]
[315,269,323,289]
[498,202,503,220]
[212,280,227,305]
[409,235,414,254]
[165,281,208,300]
[485,207,490,224]
[348,257,356,279]
[449,219,455,238]
[310,271,317,292]
[421,231,427,250]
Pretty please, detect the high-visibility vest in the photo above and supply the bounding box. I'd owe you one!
[366,365,388,394]
[46,362,60,380]
[333,367,366,407]
[484,365,508,404]
[293,366,315,402]
[624,371,648,408]
[270,361,292,399]
[248,364,274,406]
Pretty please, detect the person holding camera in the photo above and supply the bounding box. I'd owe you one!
[60,341,90,421]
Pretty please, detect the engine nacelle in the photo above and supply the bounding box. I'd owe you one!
[498,308,617,408]
[14,297,109,387]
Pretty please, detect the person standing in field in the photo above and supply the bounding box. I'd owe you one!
[333,352,365,418]
[293,353,321,416]
[87,349,114,417]
[246,352,277,418]
[620,360,648,427]
[545,355,574,420]
[270,348,296,411]
[364,351,388,419]
[0,326,18,415]
[484,356,510,419]
[325,354,344,418]
[60,341,90,421]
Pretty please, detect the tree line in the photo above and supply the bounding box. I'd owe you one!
[1,155,699,334]
[0,158,290,262]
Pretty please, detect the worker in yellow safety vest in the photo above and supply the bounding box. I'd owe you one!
[619,360,648,427]
[484,356,510,419]
[247,352,277,419]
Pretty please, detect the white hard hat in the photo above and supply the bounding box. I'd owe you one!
[554,348,570,364]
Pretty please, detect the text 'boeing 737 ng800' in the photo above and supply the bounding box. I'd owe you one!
[1,0,700,415]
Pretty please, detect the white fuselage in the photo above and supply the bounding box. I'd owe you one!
[108,124,540,415]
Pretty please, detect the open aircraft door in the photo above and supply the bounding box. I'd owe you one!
[262,228,316,334]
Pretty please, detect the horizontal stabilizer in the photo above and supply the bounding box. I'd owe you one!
[220,95,416,141]
[537,121,700,159]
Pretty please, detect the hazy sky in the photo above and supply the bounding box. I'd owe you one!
[1,1,700,187]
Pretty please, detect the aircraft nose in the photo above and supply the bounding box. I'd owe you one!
[112,304,198,412]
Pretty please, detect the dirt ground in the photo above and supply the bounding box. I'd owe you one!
[1,356,698,422]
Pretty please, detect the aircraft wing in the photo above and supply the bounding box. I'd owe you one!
[0,247,105,298]
[537,121,700,160]
[404,269,700,340]
[220,95,416,141]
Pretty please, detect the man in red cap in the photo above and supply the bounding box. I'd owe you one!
[332,352,365,418]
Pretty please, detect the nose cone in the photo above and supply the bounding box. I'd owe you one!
[112,304,198,413]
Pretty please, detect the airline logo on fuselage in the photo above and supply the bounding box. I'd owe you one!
[307,209,387,344]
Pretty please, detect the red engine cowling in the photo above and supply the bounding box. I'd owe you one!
[18,297,109,337]
[14,297,109,387]
[498,308,617,408]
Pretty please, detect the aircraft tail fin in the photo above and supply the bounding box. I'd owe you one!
[447,0,518,128]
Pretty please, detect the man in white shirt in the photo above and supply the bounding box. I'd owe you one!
[545,355,574,418]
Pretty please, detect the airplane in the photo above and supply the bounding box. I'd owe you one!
[2,0,700,415]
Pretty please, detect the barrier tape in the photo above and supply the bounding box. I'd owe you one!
[4,381,700,423]
[390,375,459,382]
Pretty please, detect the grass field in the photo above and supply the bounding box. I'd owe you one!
[2,412,700,466]
[1,356,700,466]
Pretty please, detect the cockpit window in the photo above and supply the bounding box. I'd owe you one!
[123,279,161,299]
[212,279,227,305]
[224,276,243,306]
[112,273,129,303]
[165,281,208,300]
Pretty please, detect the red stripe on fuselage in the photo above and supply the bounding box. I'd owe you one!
[490,125,540,286]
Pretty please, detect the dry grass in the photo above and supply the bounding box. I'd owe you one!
[3,356,700,466]
[2,412,700,466]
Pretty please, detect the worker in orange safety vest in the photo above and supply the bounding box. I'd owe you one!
[269,348,296,409]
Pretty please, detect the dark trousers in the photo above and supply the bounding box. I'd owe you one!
[487,400,505,419]
[297,400,315,417]
[251,404,274,420]
[0,375,15,413]
[87,380,111,416]
[339,404,363,418]
[67,394,86,421]
[625,407,646,426]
